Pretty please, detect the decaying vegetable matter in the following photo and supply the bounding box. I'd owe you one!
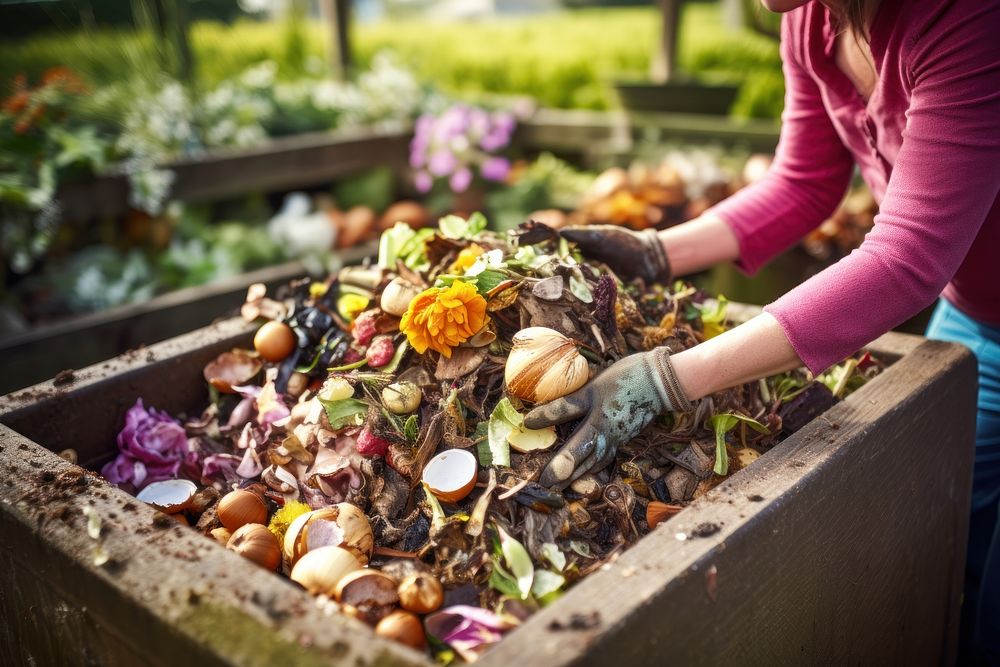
[100,213,881,662]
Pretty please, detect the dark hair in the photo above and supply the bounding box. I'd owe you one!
[832,0,872,40]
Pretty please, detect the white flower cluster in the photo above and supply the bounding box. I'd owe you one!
[114,53,427,214]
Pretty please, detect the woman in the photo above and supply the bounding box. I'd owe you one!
[525,0,999,662]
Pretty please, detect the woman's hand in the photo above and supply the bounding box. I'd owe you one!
[559,225,671,283]
[526,313,804,487]
[524,347,692,488]
[560,214,741,282]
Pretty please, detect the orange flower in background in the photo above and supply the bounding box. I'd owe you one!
[448,243,485,274]
[400,281,487,357]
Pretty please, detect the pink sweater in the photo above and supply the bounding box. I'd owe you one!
[707,0,1000,374]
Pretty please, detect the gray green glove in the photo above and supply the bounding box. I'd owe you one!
[524,346,693,488]
[559,225,671,284]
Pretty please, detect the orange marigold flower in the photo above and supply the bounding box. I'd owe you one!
[400,281,487,357]
[448,243,485,274]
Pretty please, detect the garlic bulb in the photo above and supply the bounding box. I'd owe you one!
[290,546,361,596]
[504,327,589,403]
[380,277,421,317]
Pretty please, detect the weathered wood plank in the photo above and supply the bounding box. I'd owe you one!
[480,337,976,666]
[0,314,976,667]
[0,427,430,667]
[55,127,412,224]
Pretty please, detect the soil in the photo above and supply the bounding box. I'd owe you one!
[548,611,601,631]
[53,369,76,386]
[690,522,721,538]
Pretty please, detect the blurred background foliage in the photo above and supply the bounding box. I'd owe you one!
[0,1,783,118]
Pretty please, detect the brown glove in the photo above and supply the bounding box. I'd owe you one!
[560,225,671,284]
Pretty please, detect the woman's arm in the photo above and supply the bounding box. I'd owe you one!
[760,1,1000,375]
[670,312,801,400]
[656,212,740,276]
[671,14,854,277]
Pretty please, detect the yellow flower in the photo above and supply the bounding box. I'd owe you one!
[449,244,485,274]
[400,281,487,357]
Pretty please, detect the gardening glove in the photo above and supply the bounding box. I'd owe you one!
[560,225,671,284]
[525,346,693,488]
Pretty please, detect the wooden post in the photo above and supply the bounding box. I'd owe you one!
[650,0,681,84]
[319,0,352,80]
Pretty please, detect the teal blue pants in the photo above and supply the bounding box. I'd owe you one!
[926,299,1000,665]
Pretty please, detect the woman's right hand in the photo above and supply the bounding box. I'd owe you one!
[559,225,671,283]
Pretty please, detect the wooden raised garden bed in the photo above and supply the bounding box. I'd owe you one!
[0,307,976,666]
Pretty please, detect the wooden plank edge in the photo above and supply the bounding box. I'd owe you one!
[479,338,976,666]
[0,426,431,667]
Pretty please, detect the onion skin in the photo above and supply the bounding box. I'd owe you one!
[375,610,426,650]
[504,327,589,403]
[227,523,281,570]
[217,490,268,532]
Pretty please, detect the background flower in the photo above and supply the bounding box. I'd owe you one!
[409,102,517,195]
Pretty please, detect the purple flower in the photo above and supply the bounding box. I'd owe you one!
[450,167,473,193]
[414,170,433,193]
[102,399,192,490]
[425,606,516,662]
[409,148,426,169]
[436,105,472,141]
[479,156,510,182]
[429,149,458,177]
[414,114,435,139]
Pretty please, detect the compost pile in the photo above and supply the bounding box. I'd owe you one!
[103,214,880,662]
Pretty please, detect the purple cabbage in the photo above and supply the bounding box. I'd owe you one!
[425,605,516,662]
[102,399,196,490]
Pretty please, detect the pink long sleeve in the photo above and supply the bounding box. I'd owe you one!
[713,0,1000,374]
[706,18,854,275]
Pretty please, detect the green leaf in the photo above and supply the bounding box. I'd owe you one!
[474,421,492,466]
[466,211,488,235]
[569,540,593,559]
[488,556,522,598]
[438,214,469,239]
[496,524,534,599]
[319,397,368,430]
[540,542,566,571]
[530,570,565,600]
[378,222,416,268]
[439,212,489,240]
[568,273,593,303]
[699,295,729,324]
[474,269,507,295]
[709,412,769,476]
[487,398,523,467]
[403,414,419,443]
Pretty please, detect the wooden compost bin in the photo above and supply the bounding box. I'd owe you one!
[0,308,976,666]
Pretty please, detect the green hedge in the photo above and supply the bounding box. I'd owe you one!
[0,4,783,118]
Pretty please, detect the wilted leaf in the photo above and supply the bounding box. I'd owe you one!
[709,412,768,475]
[319,397,368,430]
[540,542,566,571]
[530,570,565,600]
[404,414,419,443]
[496,524,534,599]
[487,398,521,467]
